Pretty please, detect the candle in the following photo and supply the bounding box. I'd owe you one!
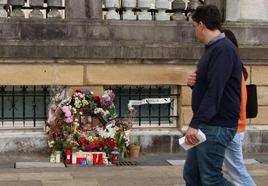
[55,151,61,163]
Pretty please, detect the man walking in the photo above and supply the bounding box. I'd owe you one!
[183,5,242,186]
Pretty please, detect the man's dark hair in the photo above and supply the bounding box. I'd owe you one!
[192,5,222,31]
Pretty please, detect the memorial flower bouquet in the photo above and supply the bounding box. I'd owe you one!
[47,89,131,161]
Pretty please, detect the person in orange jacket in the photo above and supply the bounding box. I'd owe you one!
[222,29,256,186]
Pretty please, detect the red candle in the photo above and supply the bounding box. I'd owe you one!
[66,149,72,164]
[98,153,103,165]
[92,153,98,166]
[111,151,119,164]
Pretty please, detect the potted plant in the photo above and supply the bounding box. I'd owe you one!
[129,142,141,158]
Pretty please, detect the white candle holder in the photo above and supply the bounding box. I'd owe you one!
[55,151,61,163]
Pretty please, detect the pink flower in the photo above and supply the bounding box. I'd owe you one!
[65,111,72,117]
[62,106,69,113]
[65,117,73,123]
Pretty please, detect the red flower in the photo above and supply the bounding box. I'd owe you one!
[85,141,101,151]
[93,96,100,103]
[103,137,117,149]
[79,137,87,145]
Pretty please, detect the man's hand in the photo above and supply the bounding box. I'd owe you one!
[185,127,199,145]
[187,70,197,87]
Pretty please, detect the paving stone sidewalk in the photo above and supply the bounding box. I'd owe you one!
[0,152,267,186]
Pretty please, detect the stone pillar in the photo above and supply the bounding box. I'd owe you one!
[225,0,240,21]
[155,0,174,21]
[9,0,25,18]
[65,0,86,19]
[0,0,7,17]
[205,0,225,21]
[172,0,186,21]
[29,0,44,19]
[87,0,102,19]
[103,0,120,20]
[137,0,152,20]
[240,0,268,21]
[189,0,201,9]
[47,0,62,19]
[122,0,136,20]
[226,0,268,22]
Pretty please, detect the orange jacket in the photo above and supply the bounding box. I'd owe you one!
[237,75,247,133]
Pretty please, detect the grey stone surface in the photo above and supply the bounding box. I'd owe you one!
[87,0,103,19]
[65,0,87,20]
[0,20,267,61]
[47,0,62,7]
[9,0,25,6]
[0,162,267,186]
[15,162,65,168]
[30,0,44,7]
[0,131,47,152]
[1,128,268,153]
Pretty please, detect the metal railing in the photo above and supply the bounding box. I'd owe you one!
[0,86,50,128]
[105,85,179,127]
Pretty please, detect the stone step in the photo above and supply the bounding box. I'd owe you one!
[15,162,65,169]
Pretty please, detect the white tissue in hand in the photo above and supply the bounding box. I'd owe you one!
[179,129,206,150]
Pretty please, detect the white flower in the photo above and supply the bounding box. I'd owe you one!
[82,99,89,106]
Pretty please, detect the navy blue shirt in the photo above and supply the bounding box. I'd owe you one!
[190,34,242,129]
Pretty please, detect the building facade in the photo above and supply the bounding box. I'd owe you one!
[0,0,267,153]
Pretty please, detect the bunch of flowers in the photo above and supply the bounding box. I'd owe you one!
[47,89,131,159]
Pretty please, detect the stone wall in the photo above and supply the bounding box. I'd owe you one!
[1,19,268,128]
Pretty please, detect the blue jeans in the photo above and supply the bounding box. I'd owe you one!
[224,132,256,186]
[183,124,236,186]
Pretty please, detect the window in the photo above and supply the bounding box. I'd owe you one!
[0,86,50,128]
[105,86,179,127]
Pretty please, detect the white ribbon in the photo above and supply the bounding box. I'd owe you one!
[128,98,171,110]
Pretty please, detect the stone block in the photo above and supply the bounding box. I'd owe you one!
[66,86,104,97]
[0,64,84,85]
[226,0,268,21]
[0,131,47,152]
[0,181,42,186]
[87,0,102,19]
[181,86,192,106]
[47,0,62,7]
[180,106,192,126]
[250,106,268,125]
[65,0,87,19]
[255,86,268,106]
[252,66,268,85]
[130,133,184,153]
[86,24,111,39]
[0,173,19,181]
[15,162,65,169]
[86,64,194,85]
[9,0,25,6]
[30,0,44,7]
[19,172,72,181]
[21,23,68,40]
[240,0,268,21]
[67,23,87,39]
